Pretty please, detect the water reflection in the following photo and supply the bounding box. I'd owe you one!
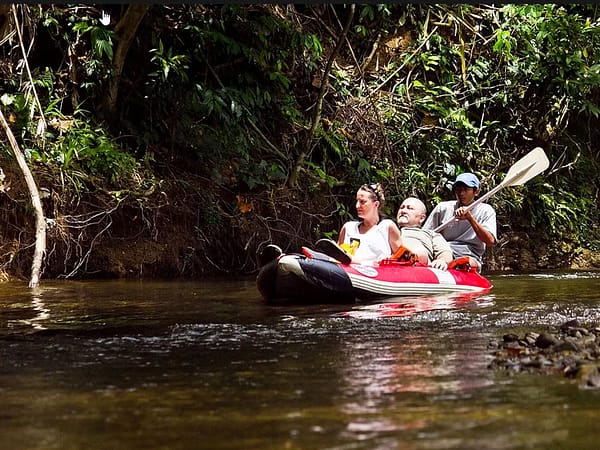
[336,326,496,444]
[20,294,50,330]
[338,331,494,398]
[343,291,495,319]
[326,291,499,443]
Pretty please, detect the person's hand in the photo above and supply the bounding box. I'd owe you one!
[454,206,472,221]
[429,259,448,271]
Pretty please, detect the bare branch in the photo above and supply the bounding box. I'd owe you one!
[0,107,46,288]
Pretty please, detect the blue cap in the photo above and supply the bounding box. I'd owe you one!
[452,172,480,189]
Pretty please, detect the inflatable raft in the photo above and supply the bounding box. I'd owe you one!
[257,250,492,304]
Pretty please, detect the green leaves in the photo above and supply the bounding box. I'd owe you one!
[73,21,115,60]
[149,39,190,82]
[44,117,140,190]
[6,4,598,254]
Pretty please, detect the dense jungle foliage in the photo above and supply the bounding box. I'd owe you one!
[0,3,599,281]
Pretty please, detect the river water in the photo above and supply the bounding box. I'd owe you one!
[1,271,600,449]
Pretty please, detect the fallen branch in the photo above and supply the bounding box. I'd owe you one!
[0,107,46,287]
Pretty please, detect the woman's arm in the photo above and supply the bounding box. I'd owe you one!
[337,223,347,246]
[387,220,403,254]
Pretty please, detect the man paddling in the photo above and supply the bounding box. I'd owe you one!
[396,197,453,270]
[422,173,497,271]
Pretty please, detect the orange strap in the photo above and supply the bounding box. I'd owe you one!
[390,245,419,264]
[448,256,471,270]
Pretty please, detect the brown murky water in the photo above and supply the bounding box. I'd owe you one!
[1,272,600,449]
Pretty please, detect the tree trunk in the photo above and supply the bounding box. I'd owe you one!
[0,4,12,42]
[0,108,46,288]
[105,4,150,118]
[288,4,355,188]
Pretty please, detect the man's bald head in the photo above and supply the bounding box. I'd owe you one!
[397,197,427,227]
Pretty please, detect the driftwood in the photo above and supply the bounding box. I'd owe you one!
[0,108,46,288]
[0,5,48,287]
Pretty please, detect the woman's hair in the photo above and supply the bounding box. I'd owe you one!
[359,182,385,208]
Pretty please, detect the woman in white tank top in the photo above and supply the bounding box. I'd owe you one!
[338,183,403,264]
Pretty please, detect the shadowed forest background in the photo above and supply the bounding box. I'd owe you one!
[0,3,599,282]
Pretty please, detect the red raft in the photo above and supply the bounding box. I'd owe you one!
[257,252,492,304]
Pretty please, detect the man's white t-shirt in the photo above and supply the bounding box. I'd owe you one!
[422,201,497,265]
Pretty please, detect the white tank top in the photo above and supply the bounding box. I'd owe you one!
[342,219,393,262]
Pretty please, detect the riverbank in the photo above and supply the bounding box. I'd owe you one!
[489,319,600,389]
[3,223,600,283]
[1,159,599,281]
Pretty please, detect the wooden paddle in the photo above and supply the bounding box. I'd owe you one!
[434,147,550,233]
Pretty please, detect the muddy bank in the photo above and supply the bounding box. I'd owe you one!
[89,233,600,279]
[487,231,600,272]
[1,163,599,281]
[35,222,600,280]
[3,219,600,282]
